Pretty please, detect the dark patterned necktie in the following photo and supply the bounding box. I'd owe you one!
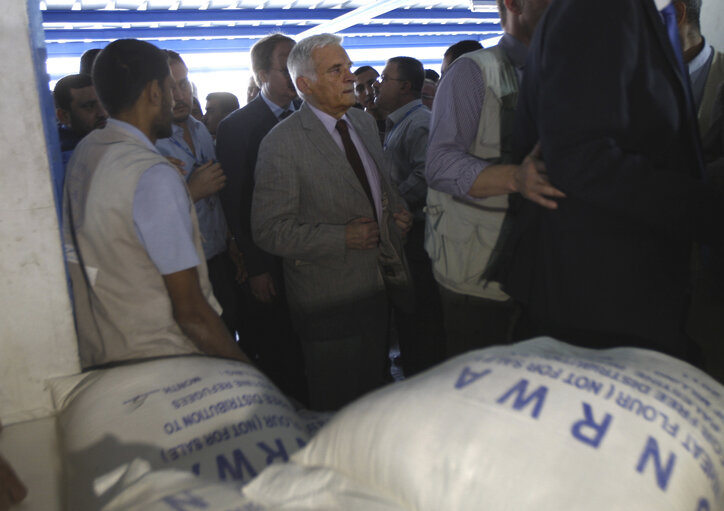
[279,109,293,120]
[335,119,376,219]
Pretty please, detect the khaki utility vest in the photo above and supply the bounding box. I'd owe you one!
[64,122,220,368]
[425,46,519,300]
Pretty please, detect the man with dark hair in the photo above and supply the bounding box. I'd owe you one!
[79,48,101,76]
[424,68,440,83]
[204,92,239,139]
[63,39,248,368]
[216,33,307,403]
[353,65,386,139]
[373,56,445,376]
[52,73,107,207]
[441,39,483,75]
[155,50,240,340]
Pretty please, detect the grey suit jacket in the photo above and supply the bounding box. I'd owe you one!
[251,103,411,316]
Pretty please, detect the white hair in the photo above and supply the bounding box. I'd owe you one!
[287,33,343,96]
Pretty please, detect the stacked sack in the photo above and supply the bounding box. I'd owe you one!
[245,337,724,510]
[51,356,329,510]
[76,338,724,510]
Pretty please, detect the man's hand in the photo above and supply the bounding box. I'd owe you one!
[513,143,566,210]
[345,217,379,249]
[393,209,413,234]
[166,156,186,176]
[0,423,28,511]
[188,161,226,202]
[249,273,276,303]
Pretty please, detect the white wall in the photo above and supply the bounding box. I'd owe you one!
[701,0,724,50]
[0,0,80,425]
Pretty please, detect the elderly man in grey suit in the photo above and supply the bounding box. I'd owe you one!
[252,33,413,410]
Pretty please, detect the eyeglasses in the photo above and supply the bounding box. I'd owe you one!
[378,74,406,84]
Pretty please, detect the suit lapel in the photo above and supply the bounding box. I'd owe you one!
[298,103,370,196]
[642,0,688,103]
[642,0,703,175]
[253,96,280,133]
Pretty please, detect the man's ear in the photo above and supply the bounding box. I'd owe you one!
[56,107,71,126]
[503,0,522,16]
[258,69,270,87]
[296,75,313,96]
[146,78,162,106]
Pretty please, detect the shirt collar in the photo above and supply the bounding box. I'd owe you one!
[499,32,529,70]
[653,0,671,10]
[107,118,159,153]
[169,115,203,138]
[688,41,713,74]
[307,102,352,136]
[260,90,295,119]
[388,99,424,125]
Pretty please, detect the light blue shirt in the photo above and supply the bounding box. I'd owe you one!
[427,33,527,198]
[106,119,201,275]
[383,98,431,216]
[260,90,297,120]
[688,41,714,111]
[156,116,228,260]
[308,103,383,221]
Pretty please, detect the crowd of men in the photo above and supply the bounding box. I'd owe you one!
[53,0,724,417]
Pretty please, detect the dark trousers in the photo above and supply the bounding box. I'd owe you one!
[237,276,308,406]
[394,220,446,376]
[439,285,516,358]
[294,292,390,411]
[206,252,242,336]
[512,305,695,364]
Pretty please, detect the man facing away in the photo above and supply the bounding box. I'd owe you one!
[251,34,413,410]
[63,38,248,368]
[373,56,445,376]
[216,33,308,403]
[494,0,724,359]
[425,0,560,358]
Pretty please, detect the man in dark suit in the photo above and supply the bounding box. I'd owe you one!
[496,0,724,359]
[252,33,413,410]
[216,33,307,403]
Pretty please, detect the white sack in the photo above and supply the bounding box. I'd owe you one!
[51,356,329,510]
[263,337,724,511]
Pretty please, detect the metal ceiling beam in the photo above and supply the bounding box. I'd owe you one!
[45,32,497,57]
[43,22,500,41]
[296,0,415,38]
[41,8,497,24]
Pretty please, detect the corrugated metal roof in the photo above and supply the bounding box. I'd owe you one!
[41,0,501,57]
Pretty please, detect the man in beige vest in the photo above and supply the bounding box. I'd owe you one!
[425,0,562,357]
[63,39,248,369]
